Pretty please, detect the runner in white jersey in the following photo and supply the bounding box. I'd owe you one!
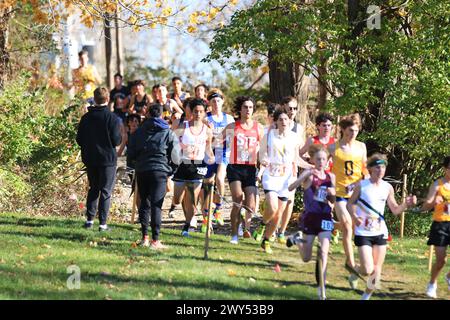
[172,99,214,237]
[253,106,300,254]
[201,89,234,232]
[347,153,416,300]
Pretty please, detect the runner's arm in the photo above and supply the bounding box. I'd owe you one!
[346,183,362,224]
[205,128,215,164]
[386,184,417,215]
[170,99,184,115]
[361,142,369,178]
[288,169,313,192]
[327,173,336,204]
[421,180,440,211]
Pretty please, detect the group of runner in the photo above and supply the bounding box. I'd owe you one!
[79,75,449,301]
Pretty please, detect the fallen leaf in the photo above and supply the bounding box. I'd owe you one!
[36,255,45,261]
[42,244,51,249]
[274,264,281,273]
[227,269,236,276]
[131,242,137,248]
[249,277,256,283]
[157,292,163,298]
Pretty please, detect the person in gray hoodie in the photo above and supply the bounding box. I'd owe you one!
[127,103,180,249]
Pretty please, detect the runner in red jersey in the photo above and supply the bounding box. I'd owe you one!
[221,96,264,244]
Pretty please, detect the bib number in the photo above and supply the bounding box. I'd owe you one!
[321,220,334,231]
[364,215,381,232]
[196,167,207,176]
[314,186,328,203]
[268,164,286,177]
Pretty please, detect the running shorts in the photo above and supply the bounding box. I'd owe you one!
[226,164,257,188]
[427,221,450,247]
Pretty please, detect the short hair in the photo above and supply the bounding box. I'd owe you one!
[126,114,141,124]
[134,79,146,87]
[154,83,167,89]
[308,144,329,159]
[339,113,361,130]
[267,102,279,116]
[442,156,450,168]
[315,112,334,125]
[195,83,209,92]
[78,50,88,58]
[183,97,194,110]
[234,96,255,114]
[367,153,388,168]
[93,87,109,105]
[172,76,182,83]
[114,73,123,79]
[281,96,296,105]
[189,98,208,111]
[148,103,163,118]
[272,105,290,122]
[207,88,225,101]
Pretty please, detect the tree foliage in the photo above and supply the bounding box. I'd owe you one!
[207,0,450,194]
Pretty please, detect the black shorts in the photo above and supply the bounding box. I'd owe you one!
[427,221,450,247]
[173,162,207,182]
[354,234,387,247]
[226,164,257,189]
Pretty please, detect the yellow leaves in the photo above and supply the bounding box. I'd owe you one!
[398,8,408,18]
[227,269,236,276]
[318,41,327,49]
[260,65,270,74]
[33,9,49,24]
[189,12,199,25]
[161,7,172,16]
[81,15,94,28]
[129,16,137,25]
[229,0,239,6]
[187,25,198,33]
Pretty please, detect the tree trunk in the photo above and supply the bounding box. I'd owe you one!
[268,49,310,129]
[317,52,327,110]
[114,11,123,76]
[0,6,12,89]
[104,16,113,89]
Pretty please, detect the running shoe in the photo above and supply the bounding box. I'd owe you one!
[277,233,287,245]
[331,230,339,245]
[252,224,266,242]
[261,240,273,254]
[318,286,326,300]
[361,292,372,300]
[168,205,176,218]
[98,225,112,232]
[83,221,93,229]
[243,229,252,239]
[213,210,224,226]
[348,273,359,290]
[230,235,239,245]
[181,230,191,238]
[269,234,276,243]
[286,231,303,248]
[426,282,437,299]
[150,240,168,250]
[138,236,150,247]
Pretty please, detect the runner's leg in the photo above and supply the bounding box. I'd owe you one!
[229,181,244,237]
[335,200,356,268]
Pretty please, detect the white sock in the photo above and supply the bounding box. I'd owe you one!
[86,220,94,225]
[361,292,372,300]
[99,224,107,229]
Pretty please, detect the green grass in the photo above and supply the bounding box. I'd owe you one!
[0,213,446,300]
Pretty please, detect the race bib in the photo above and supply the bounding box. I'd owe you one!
[321,220,334,231]
[364,215,381,232]
[314,186,328,203]
[268,164,286,177]
[185,144,200,160]
[238,149,250,162]
[196,167,208,176]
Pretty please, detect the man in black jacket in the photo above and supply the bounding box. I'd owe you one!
[127,103,180,249]
[76,87,122,231]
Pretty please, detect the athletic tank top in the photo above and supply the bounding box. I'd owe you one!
[180,122,207,161]
[304,173,332,215]
[265,129,297,177]
[171,92,188,102]
[313,136,335,172]
[354,179,390,237]
[332,141,365,198]
[433,178,450,222]
[206,112,234,149]
[230,120,260,165]
[134,94,149,114]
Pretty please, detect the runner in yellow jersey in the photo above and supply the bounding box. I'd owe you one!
[328,114,368,289]
[422,156,450,299]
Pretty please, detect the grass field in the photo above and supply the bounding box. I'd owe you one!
[0,213,447,300]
